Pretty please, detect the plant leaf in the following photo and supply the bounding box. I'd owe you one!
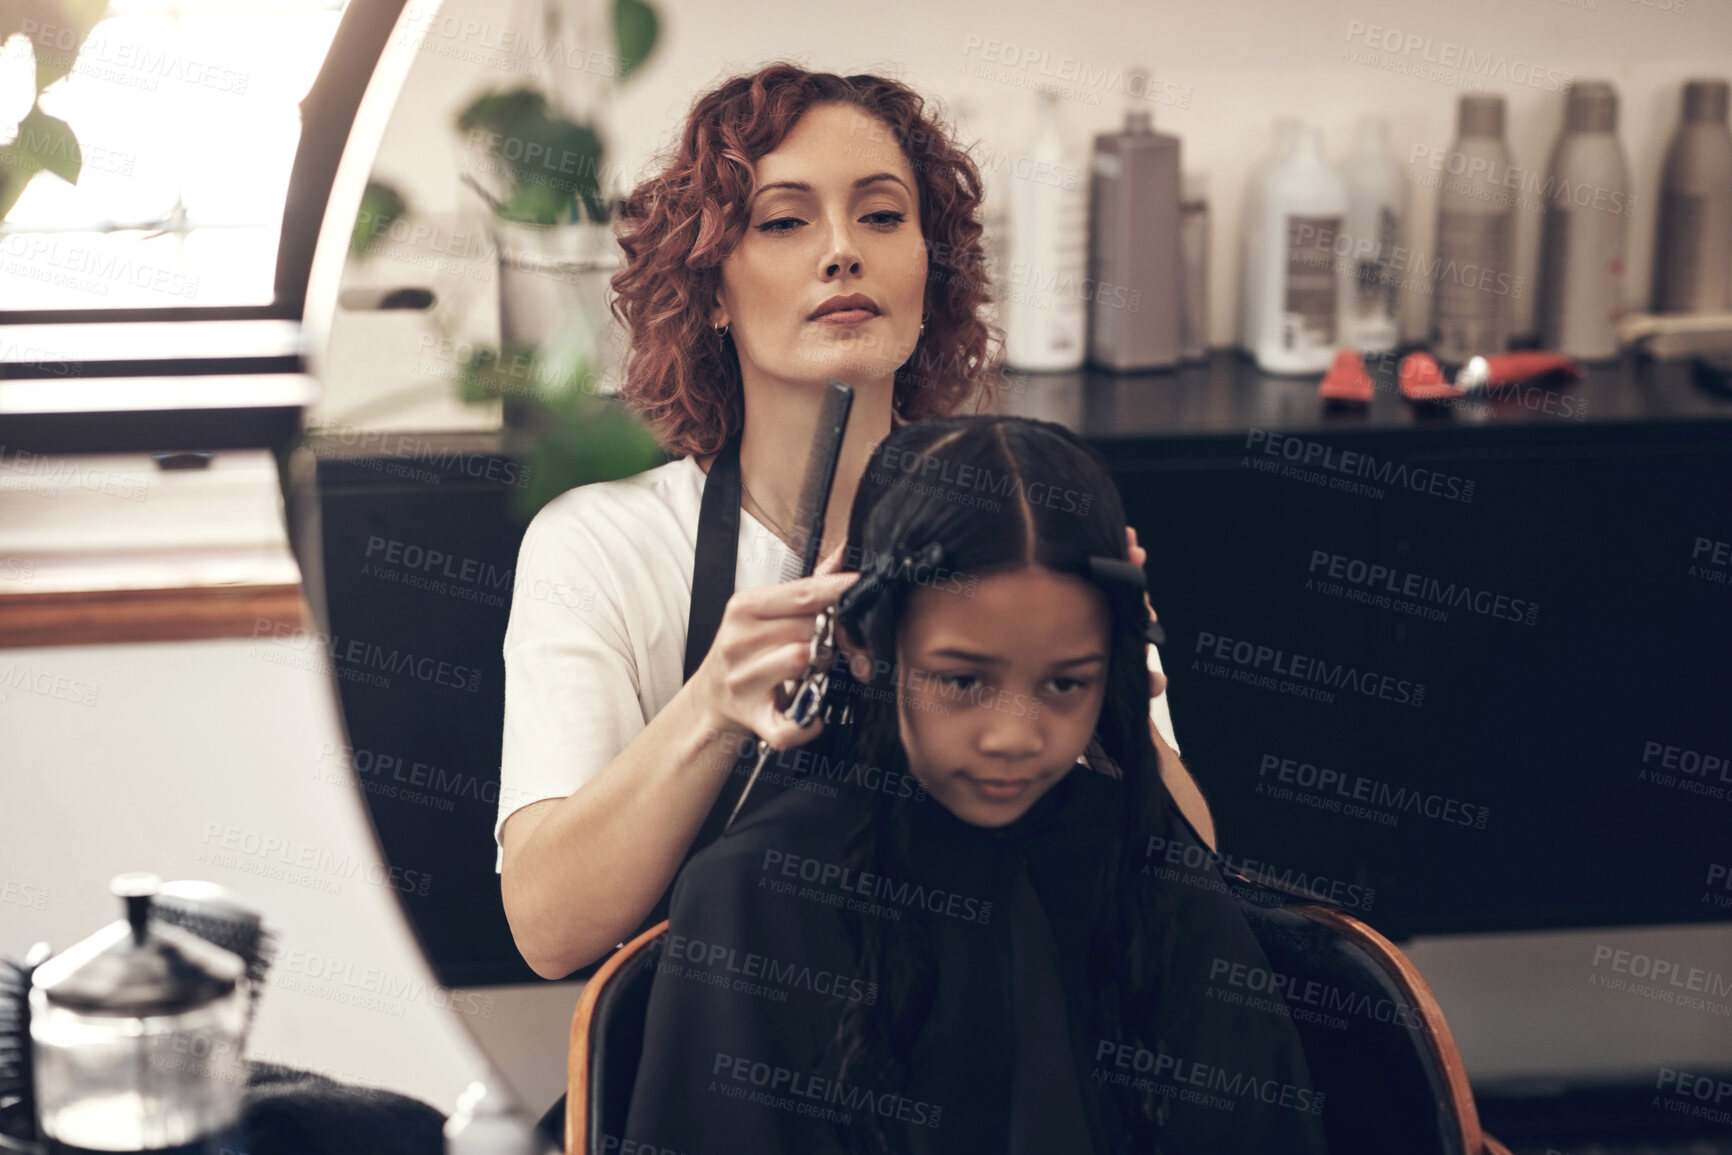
[15,0,112,91]
[0,106,82,224]
[613,0,657,82]
[7,105,81,184]
[0,160,40,222]
[351,179,408,261]
[454,86,547,137]
[508,395,663,525]
[502,181,570,226]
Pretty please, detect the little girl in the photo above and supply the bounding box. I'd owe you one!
[623,416,1328,1154]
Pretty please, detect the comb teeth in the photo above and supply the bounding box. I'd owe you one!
[778,380,855,583]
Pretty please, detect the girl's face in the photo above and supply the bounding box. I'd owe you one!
[712,102,928,388]
[892,566,1112,827]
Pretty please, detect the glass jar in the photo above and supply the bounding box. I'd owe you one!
[29,875,247,1154]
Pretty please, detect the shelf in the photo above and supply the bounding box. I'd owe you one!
[0,449,309,648]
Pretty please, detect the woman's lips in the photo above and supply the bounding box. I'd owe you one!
[960,774,1034,803]
[808,309,878,325]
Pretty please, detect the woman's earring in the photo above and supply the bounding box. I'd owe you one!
[714,322,730,339]
[919,312,928,337]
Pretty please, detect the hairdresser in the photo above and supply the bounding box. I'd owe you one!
[495,63,1213,983]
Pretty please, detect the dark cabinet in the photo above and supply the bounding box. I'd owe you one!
[313,441,534,986]
[1076,356,1732,940]
[1357,441,1732,934]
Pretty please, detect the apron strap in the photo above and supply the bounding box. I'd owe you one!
[683,435,741,682]
[639,433,755,933]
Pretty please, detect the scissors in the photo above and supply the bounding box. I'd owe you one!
[722,602,848,832]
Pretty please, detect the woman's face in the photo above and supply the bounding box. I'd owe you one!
[890,566,1112,827]
[713,102,928,388]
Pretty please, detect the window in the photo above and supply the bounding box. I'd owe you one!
[0,0,344,312]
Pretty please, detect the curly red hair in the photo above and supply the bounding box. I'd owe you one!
[609,62,1001,458]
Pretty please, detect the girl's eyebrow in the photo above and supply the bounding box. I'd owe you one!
[927,647,1106,668]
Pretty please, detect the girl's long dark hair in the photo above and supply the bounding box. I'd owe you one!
[825,416,1177,1153]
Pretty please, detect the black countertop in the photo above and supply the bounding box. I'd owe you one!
[299,347,1732,482]
[994,349,1732,452]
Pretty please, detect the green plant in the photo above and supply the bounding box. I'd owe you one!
[351,179,409,262]
[455,337,663,524]
[457,88,606,224]
[453,0,659,226]
[439,0,665,520]
[0,0,111,222]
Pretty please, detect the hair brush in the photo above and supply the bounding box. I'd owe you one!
[0,941,52,1152]
[153,879,278,1041]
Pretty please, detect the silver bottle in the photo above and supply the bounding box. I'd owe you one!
[1087,66,1181,371]
[1653,79,1732,314]
[1180,173,1210,363]
[1430,94,1516,367]
[1537,81,1630,362]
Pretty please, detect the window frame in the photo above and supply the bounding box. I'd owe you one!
[0,0,410,456]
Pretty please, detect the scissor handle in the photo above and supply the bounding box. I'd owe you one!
[783,605,838,728]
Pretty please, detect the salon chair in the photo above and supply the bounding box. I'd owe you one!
[1223,869,1514,1155]
[559,897,1514,1155]
[560,921,670,1154]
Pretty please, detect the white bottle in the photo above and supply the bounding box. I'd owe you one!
[444,1080,544,1155]
[1239,119,1301,354]
[1253,124,1348,375]
[1337,116,1406,353]
[951,97,1009,335]
[1005,87,1088,372]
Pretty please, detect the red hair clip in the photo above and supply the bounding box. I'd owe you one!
[1398,352,1463,402]
[1318,348,1375,405]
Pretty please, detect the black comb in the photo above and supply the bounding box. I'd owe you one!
[726,381,855,834]
[778,380,854,583]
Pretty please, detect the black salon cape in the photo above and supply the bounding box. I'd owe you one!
[621,764,1330,1155]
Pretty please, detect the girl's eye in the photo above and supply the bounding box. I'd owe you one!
[866,211,907,227]
[758,218,802,233]
[933,674,1089,695]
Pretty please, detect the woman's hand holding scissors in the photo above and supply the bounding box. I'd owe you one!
[690,543,856,756]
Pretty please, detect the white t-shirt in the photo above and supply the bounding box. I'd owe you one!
[494,455,1178,873]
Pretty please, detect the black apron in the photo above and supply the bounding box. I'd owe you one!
[646,431,797,929]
